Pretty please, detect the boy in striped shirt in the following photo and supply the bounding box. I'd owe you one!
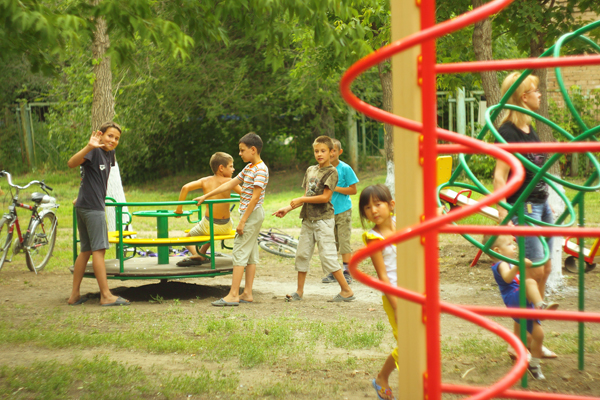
[195,132,269,306]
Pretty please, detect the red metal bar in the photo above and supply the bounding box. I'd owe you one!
[443,384,600,400]
[422,0,441,397]
[437,54,600,73]
[440,142,600,154]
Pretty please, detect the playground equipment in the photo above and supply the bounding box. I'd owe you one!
[342,0,600,399]
[71,197,238,281]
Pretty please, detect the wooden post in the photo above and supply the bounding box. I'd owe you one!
[391,0,426,399]
[347,105,359,171]
[19,102,32,168]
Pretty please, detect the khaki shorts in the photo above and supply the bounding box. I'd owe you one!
[232,206,264,266]
[295,218,341,274]
[334,209,352,254]
[189,217,233,237]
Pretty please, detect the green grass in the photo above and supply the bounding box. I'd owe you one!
[0,356,238,400]
[0,306,387,367]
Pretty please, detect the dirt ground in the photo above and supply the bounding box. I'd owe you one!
[1,232,600,399]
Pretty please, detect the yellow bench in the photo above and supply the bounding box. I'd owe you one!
[107,230,236,246]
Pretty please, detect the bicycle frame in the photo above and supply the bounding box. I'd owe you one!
[1,171,58,273]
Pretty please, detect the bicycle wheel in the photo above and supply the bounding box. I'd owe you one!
[258,240,296,258]
[25,211,57,272]
[265,230,298,248]
[0,217,13,271]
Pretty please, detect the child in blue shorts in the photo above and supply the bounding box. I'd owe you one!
[484,234,558,380]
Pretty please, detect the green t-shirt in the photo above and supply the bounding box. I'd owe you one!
[299,165,338,220]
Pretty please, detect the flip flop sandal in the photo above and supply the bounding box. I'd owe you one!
[371,379,395,400]
[541,345,557,358]
[176,258,208,267]
[211,298,239,307]
[101,297,130,307]
[327,293,356,302]
[285,293,303,302]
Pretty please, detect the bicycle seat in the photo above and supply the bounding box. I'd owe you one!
[31,192,55,204]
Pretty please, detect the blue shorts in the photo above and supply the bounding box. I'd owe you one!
[503,289,540,334]
[511,201,554,262]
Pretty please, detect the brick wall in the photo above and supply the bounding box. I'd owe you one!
[546,10,600,110]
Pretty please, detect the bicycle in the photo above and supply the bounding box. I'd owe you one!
[257,228,298,258]
[0,171,59,273]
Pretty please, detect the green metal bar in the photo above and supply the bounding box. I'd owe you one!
[578,195,585,370]
[156,211,170,264]
[117,205,124,273]
[517,204,528,388]
[208,203,215,270]
[102,271,233,281]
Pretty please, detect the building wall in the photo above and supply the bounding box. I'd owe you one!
[546,11,600,108]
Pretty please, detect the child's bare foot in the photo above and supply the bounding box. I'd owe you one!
[222,294,239,303]
[239,294,253,303]
[67,295,88,306]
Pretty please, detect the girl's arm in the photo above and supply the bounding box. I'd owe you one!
[368,242,397,311]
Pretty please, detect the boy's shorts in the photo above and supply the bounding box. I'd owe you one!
[76,207,109,252]
[334,209,352,254]
[503,289,540,334]
[295,218,341,274]
[232,206,264,266]
[189,217,233,237]
[510,201,554,262]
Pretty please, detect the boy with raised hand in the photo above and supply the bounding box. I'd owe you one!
[484,234,559,380]
[67,122,130,307]
[274,135,355,303]
[195,133,268,306]
[322,138,359,285]
[174,152,241,266]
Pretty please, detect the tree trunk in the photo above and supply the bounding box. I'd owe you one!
[472,0,501,126]
[91,0,114,129]
[315,103,335,138]
[530,34,561,176]
[378,61,394,194]
[91,0,131,232]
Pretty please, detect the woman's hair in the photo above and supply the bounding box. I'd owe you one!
[358,184,393,229]
[500,71,540,128]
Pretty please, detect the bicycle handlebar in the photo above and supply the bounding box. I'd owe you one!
[0,170,53,192]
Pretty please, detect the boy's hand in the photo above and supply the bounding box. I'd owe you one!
[194,195,207,206]
[525,258,533,268]
[290,197,303,209]
[273,206,291,218]
[236,221,245,235]
[88,131,106,149]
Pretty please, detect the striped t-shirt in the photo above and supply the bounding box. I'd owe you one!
[236,161,269,213]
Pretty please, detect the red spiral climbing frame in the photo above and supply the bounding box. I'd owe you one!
[341,0,600,399]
